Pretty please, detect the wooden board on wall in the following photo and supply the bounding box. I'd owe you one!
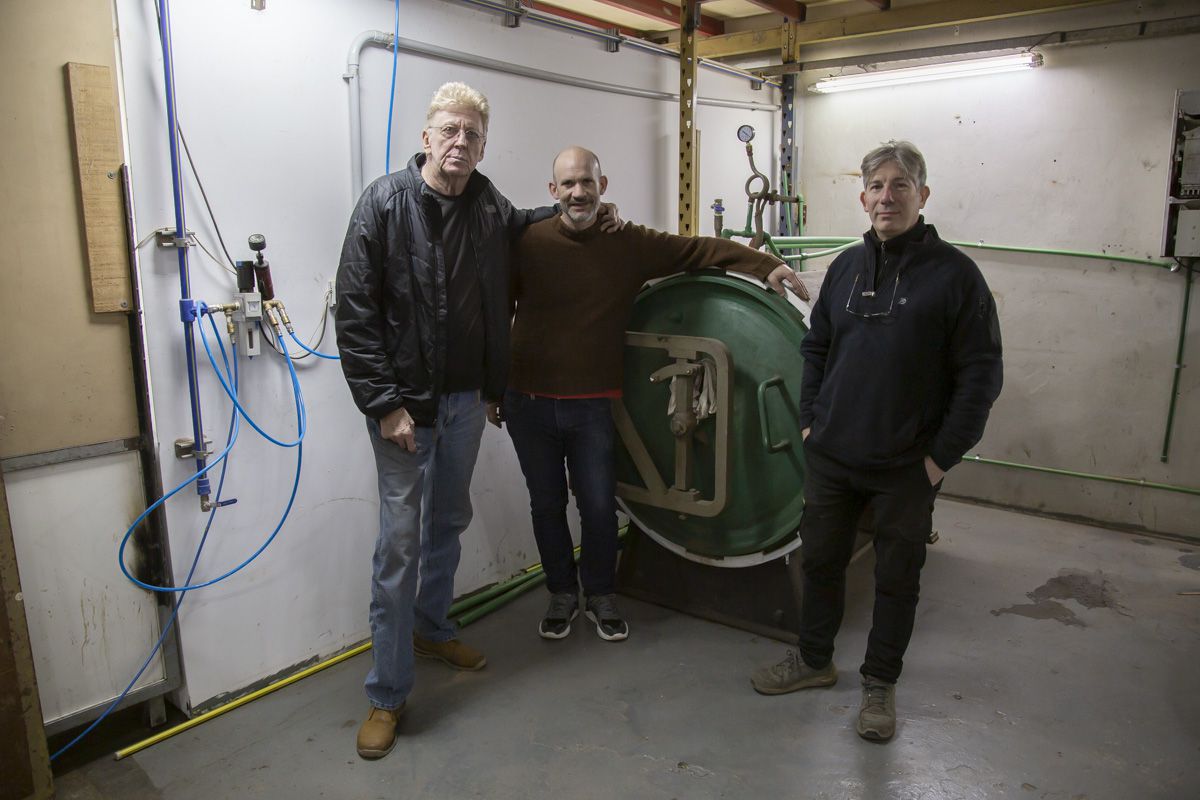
[0,2,140,459]
[65,62,132,314]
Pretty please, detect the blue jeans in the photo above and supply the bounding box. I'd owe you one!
[502,390,618,597]
[364,391,486,710]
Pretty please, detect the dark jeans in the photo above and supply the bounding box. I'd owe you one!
[503,391,618,597]
[797,443,940,684]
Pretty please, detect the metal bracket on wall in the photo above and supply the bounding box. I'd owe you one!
[174,436,212,460]
[503,0,523,28]
[606,27,620,53]
[155,227,195,249]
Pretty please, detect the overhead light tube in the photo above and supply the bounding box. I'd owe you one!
[810,52,1043,94]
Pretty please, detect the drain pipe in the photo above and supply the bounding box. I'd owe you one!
[158,0,209,505]
[344,31,780,201]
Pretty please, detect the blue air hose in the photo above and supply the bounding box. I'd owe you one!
[384,0,400,174]
[288,330,340,360]
[198,315,307,447]
[117,315,305,593]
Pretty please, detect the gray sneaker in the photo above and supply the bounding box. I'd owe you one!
[584,594,628,641]
[539,592,579,639]
[856,675,896,741]
[751,650,837,695]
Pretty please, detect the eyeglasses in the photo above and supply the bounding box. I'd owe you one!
[845,273,900,319]
[429,124,485,144]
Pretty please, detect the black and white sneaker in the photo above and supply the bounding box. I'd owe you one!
[584,594,629,641]
[539,592,579,639]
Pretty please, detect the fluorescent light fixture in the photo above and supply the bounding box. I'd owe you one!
[810,52,1043,94]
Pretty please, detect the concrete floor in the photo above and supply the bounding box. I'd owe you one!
[56,500,1200,799]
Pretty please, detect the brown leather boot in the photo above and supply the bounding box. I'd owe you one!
[356,705,403,759]
[413,635,486,670]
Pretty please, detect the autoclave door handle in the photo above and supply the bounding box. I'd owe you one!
[756,375,791,454]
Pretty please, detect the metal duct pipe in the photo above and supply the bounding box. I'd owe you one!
[344,31,780,200]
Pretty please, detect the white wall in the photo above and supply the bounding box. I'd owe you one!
[113,0,778,709]
[799,34,1200,538]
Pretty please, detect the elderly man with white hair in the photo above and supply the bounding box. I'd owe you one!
[335,83,618,759]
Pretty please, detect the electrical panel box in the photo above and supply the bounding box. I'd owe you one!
[1162,89,1200,258]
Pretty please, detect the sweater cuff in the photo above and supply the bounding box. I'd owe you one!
[928,442,959,474]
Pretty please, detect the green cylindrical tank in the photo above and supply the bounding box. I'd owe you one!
[616,272,810,566]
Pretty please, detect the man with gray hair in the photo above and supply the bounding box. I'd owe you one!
[751,140,1002,742]
[336,83,618,759]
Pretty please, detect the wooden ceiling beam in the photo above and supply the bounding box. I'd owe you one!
[742,0,806,22]
[524,0,646,37]
[696,0,1121,59]
[591,0,725,36]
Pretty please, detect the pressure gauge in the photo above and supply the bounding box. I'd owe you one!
[737,124,755,143]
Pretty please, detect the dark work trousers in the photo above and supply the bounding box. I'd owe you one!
[502,390,619,597]
[797,443,940,684]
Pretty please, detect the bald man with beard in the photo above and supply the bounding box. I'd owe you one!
[497,146,810,643]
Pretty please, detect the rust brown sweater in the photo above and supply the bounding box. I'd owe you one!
[508,217,782,395]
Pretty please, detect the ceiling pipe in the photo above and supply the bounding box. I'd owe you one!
[344,31,780,200]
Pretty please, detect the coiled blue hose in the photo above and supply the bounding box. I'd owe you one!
[116,314,305,594]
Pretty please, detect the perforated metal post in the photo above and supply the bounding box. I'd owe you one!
[678,0,700,236]
[778,73,797,235]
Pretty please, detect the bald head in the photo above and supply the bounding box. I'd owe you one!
[549,146,608,231]
[552,147,602,183]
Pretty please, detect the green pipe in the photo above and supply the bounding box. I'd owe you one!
[769,236,1175,270]
[771,236,855,246]
[455,572,547,628]
[962,455,1200,497]
[947,240,1172,269]
[449,568,544,617]
[1160,262,1194,462]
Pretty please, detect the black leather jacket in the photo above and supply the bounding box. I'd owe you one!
[335,154,553,425]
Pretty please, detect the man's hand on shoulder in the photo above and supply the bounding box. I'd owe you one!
[597,202,624,233]
[765,264,810,300]
[382,407,417,452]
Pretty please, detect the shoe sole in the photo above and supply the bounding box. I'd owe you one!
[357,738,397,759]
[539,609,579,640]
[413,647,487,671]
[585,610,628,641]
[856,722,894,742]
[751,671,838,696]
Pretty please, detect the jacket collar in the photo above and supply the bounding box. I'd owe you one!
[407,153,492,205]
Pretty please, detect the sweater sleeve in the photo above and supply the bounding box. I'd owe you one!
[495,190,557,235]
[629,226,783,282]
[927,259,1004,471]
[334,182,407,419]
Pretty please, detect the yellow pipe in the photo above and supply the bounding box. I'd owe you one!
[115,529,629,761]
[114,642,372,760]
